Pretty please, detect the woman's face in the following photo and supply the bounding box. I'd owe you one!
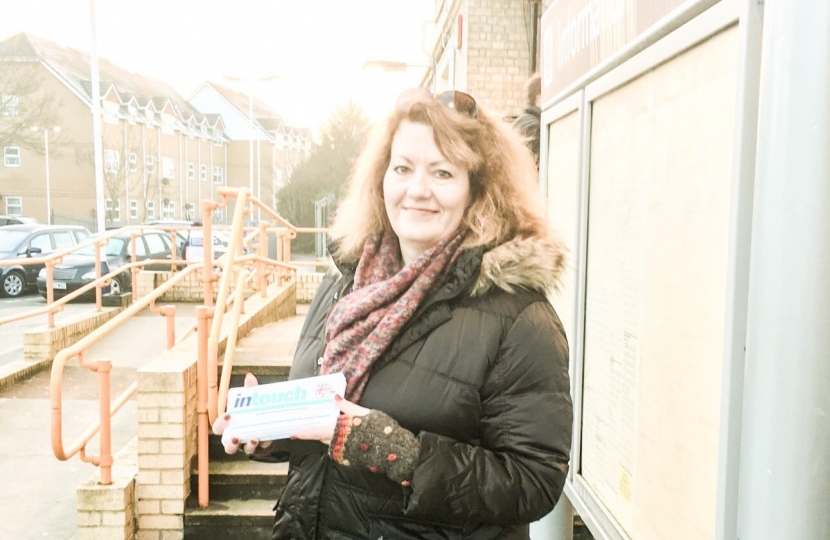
[383,120,471,264]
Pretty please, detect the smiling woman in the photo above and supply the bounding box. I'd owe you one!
[212,88,572,540]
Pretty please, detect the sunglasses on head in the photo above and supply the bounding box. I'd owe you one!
[396,88,478,119]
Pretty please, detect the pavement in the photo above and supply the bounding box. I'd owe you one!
[0,302,198,540]
[0,295,116,368]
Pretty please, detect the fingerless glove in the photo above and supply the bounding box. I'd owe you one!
[328,410,419,486]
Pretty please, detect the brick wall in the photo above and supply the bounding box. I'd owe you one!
[466,0,535,116]
[296,272,325,303]
[22,307,123,363]
[136,268,278,303]
[135,344,198,540]
[77,438,138,540]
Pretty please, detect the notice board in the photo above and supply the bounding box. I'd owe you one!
[576,25,738,539]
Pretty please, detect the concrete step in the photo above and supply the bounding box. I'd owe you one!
[208,431,290,461]
[193,459,288,501]
[184,498,274,540]
[219,309,302,384]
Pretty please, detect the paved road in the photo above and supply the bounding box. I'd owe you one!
[0,302,198,540]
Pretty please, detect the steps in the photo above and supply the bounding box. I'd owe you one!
[183,308,306,540]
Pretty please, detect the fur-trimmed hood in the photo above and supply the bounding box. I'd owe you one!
[469,234,567,297]
[330,232,568,298]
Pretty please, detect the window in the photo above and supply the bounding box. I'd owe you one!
[104,149,120,173]
[145,155,155,171]
[146,200,155,220]
[129,199,138,219]
[5,196,22,216]
[161,156,175,180]
[1,95,18,116]
[74,230,90,242]
[53,231,74,250]
[135,237,148,257]
[144,233,167,254]
[200,164,207,182]
[163,200,176,219]
[129,152,138,172]
[4,147,20,167]
[213,166,223,184]
[201,124,207,135]
[187,162,195,180]
[106,199,121,222]
[185,203,195,221]
[30,233,52,254]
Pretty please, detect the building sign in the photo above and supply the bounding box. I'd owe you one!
[540,0,687,102]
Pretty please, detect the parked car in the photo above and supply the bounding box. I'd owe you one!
[144,219,198,256]
[36,229,175,300]
[0,215,40,227]
[143,219,238,260]
[183,230,232,261]
[0,224,91,297]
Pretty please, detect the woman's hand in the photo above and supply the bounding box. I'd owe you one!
[211,372,273,455]
[290,395,370,445]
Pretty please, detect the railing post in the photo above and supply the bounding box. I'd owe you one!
[195,305,213,508]
[258,222,267,296]
[130,233,138,302]
[169,230,179,272]
[45,260,56,328]
[97,360,113,485]
[202,201,215,306]
[282,235,291,264]
[207,189,249,424]
[163,305,176,350]
[94,241,103,311]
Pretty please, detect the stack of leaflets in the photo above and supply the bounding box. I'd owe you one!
[221,372,347,445]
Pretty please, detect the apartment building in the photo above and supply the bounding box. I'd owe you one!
[425,0,551,117]
[189,81,311,222]
[0,32,308,229]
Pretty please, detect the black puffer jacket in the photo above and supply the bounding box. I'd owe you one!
[274,235,572,540]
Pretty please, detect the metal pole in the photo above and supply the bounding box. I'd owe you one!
[529,1,540,73]
[715,1,764,539]
[195,305,211,507]
[248,82,255,221]
[97,360,113,485]
[89,0,106,234]
[736,1,830,538]
[44,129,52,225]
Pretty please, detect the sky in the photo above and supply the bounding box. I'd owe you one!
[0,0,434,131]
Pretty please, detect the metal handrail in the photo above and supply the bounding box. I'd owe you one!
[42,185,328,500]
[50,263,204,483]
[0,225,196,328]
[195,187,332,507]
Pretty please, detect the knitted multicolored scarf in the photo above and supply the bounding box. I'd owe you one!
[320,229,466,401]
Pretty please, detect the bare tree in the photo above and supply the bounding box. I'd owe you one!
[0,63,61,154]
[75,129,159,225]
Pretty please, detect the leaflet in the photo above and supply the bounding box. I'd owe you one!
[220,372,346,446]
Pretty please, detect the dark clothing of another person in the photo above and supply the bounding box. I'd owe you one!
[513,105,542,165]
[273,235,572,540]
